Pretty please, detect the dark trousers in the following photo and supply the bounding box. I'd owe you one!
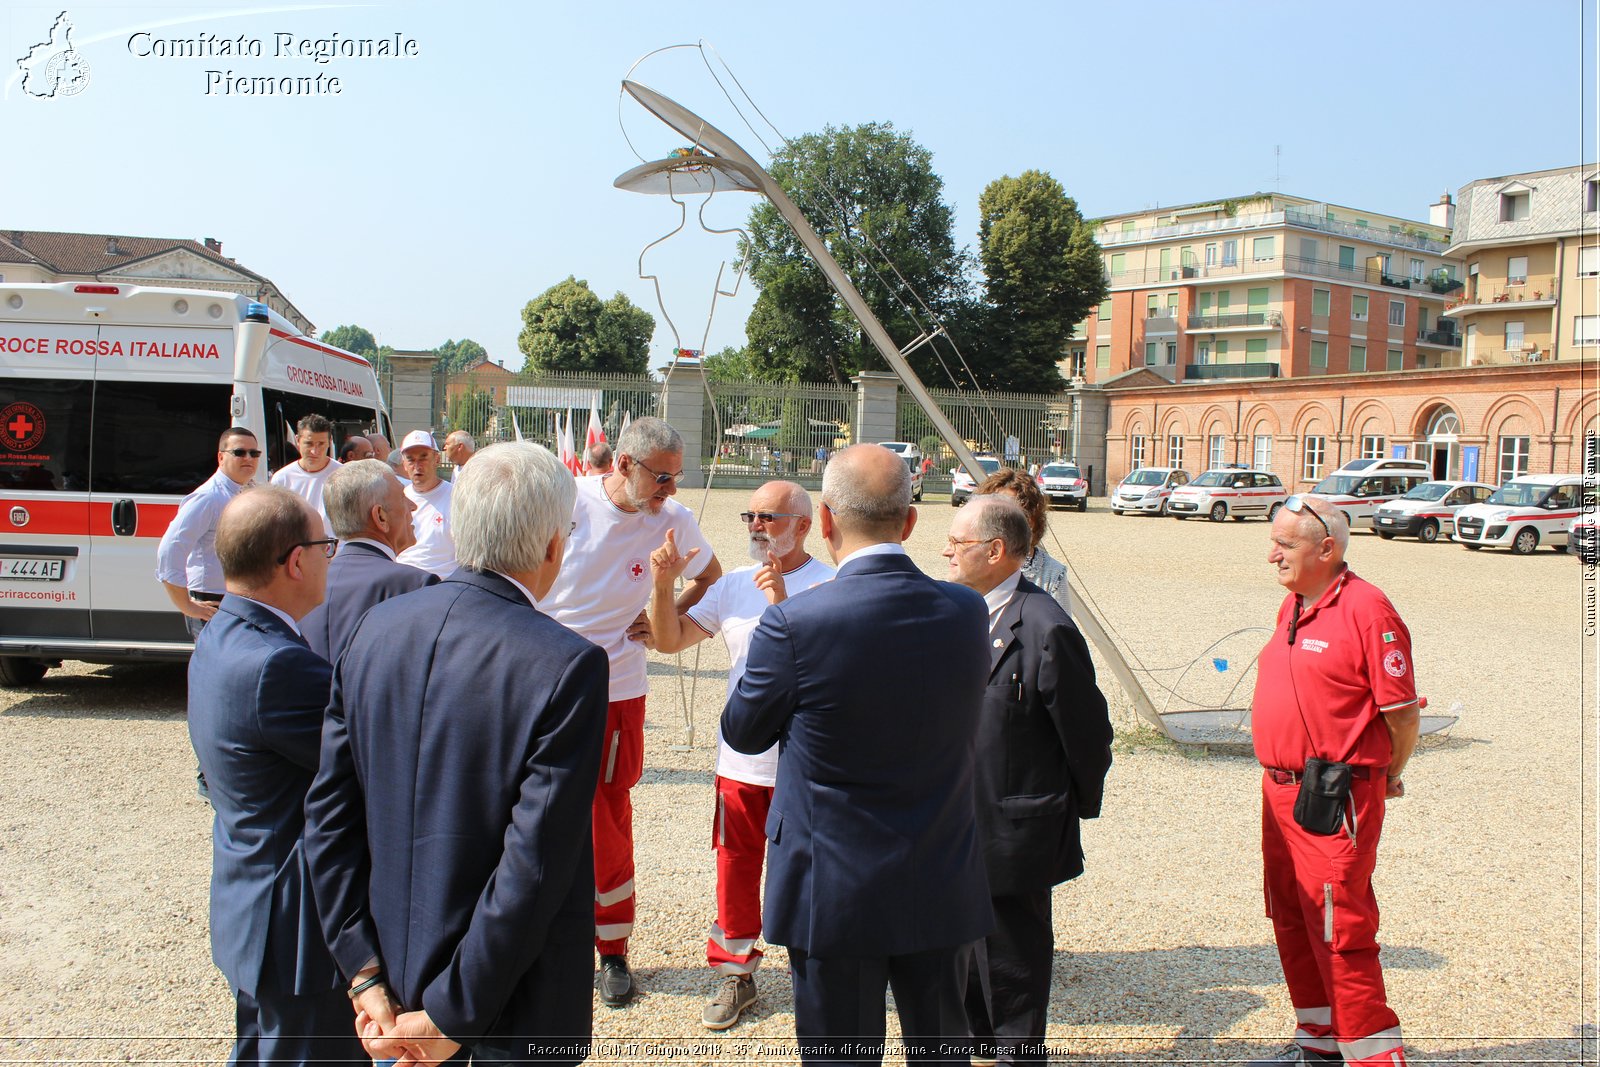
[231,986,366,1065]
[964,890,1054,1066]
[788,942,974,1067]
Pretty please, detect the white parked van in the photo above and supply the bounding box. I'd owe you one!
[1310,458,1432,531]
[1452,473,1583,554]
[1111,466,1189,516]
[1168,467,1287,522]
[1371,481,1498,542]
[0,282,390,684]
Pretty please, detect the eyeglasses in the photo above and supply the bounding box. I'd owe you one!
[223,448,263,458]
[276,537,338,565]
[1283,495,1331,539]
[740,511,800,524]
[633,459,683,485]
[946,536,1000,551]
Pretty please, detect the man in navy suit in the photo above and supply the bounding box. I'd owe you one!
[302,458,438,665]
[944,496,1113,1067]
[722,444,993,1066]
[185,485,361,1065]
[305,442,607,1066]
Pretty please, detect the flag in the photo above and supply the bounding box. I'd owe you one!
[563,409,581,476]
[619,411,631,439]
[511,410,524,443]
[582,397,605,474]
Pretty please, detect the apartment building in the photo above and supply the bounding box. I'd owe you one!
[1064,194,1464,385]
[1442,164,1599,366]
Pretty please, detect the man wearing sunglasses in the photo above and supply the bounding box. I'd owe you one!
[1250,494,1420,1067]
[544,416,722,1007]
[186,486,358,1066]
[157,427,263,638]
[647,480,834,1031]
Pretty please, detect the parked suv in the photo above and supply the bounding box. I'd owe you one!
[1168,468,1287,522]
[1372,481,1497,542]
[1453,473,1583,554]
[1038,461,1089,511]
[877,441,924,501]
[1311,458,1432,531]
[1111,467,1190,516]
[950,456,1002,506]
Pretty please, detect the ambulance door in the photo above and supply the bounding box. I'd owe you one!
[86,320,233,645]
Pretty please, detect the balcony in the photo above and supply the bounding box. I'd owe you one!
[1416,328,1462,347]
[1442,279,1559,317]
[1142,312,1181,334]
[1186,311,1284,331]
[1096,207,1450,253]
[1184,362,1282,381]
[1462,347,1555,366]
[1104,254,1457,297]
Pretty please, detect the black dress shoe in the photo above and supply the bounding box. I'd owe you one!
[598,954,635,1007]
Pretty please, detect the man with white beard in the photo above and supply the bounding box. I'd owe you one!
[648,480,833,1032]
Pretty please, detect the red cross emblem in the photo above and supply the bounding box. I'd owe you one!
[0,402,44,452]
[627,558,647,582]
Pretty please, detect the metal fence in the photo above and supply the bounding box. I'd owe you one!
[443,370,660,448]
[702,378,854,478]
[899,386,1065,474]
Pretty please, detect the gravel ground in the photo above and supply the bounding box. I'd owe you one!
[1,488,1593,1065]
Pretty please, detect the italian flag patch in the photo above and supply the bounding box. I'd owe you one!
[1383,631,1397,643]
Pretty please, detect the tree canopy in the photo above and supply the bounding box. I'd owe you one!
[319,324,376,356]
[435,338,488,373]
[518,277,654,375]
[742,122,971,385]
[976,170,1107,392]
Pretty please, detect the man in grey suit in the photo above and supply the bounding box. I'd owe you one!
[944,496,1112,1067]
[722,444,993,1066]
[185,485,359,1065]
[302,459,438,666]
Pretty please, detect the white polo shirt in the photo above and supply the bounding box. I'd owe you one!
[687,555,834,786]
[396,479,455,578]
[271,458,342,537]
[544,476,713,702]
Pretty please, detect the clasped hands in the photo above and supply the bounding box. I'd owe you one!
[352,981,461,1067]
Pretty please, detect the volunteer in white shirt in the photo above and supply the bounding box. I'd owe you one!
[270,413,342,536]
[649,480,833,1031]
[394,430,456,578]
[543,416,722,1008]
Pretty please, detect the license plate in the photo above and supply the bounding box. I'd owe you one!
[1,557,64,581]
[1377,517,1394,524]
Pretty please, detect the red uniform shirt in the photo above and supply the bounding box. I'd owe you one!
[1252,566,1418,771]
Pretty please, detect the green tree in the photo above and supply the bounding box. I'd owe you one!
[320,324,390,376]
[702,345,758,382]
[435,338,488,373]
[742,123,972,385]
[976,170,1107,393]
[518,277,654,374]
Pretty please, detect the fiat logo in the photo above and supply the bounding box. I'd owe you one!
[9,506,28,527]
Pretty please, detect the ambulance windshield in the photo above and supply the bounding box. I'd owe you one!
[1402,482,1451,501]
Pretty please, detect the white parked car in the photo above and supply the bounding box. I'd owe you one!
[1372,481,1497,543]
[950,456,1003,506]
[1168,467,1288,522]
[877,441,925,501]
[1452,473,1583,554]
[1111,467,1190,516]
[1310,458,1432,531]
[1038,462,1089,511]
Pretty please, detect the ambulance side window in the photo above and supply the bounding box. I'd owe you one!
[0,377,93,491]
[91,380,232,494]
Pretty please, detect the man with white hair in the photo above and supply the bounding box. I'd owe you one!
[443,430,476,468]
[1249,495,1420,1067]
[301,459,439,666]
[648,480,834,1030]
[543,415,722,1007]
[305,443,607,1066]
[395,430,456,578]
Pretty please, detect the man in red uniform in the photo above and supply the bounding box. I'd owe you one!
[1250,494,1419,1067]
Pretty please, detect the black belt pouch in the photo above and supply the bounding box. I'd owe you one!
[1293,757,1352,835]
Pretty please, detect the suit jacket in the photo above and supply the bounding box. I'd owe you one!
[301,541,438,665]
[721,551,993,957]
[978,577,1113,896]
[304,569,607,1050]
[186,594,340,998]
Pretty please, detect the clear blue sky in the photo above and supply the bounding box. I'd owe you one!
[4,0,1595,373]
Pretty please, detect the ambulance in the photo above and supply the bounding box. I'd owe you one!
[1451,473,1583,555]
[1309,457,1432,531]
[0,282,390,685]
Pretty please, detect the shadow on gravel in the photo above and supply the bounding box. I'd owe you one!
[639,766,716,787]
[1,662,188,719]
[647,661,732,681]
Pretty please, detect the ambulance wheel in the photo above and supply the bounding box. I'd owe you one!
[1418,519,1440,544]
[1512,527,1540,555]
[1376,531,1395,540]
[1078,499,1088,513]
[913,485,923,502]
[1268,502,1282,521]
[1156,500,1168,517]
[0,657,48,688]
[1209,502,1228,523]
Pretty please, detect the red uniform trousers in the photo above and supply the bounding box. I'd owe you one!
[594,696,646,956]
[1262,769,1405,1067]
[706,775,772,975]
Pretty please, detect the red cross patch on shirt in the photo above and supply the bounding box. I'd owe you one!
[627,558,647,582]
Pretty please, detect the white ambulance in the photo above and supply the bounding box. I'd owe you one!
[1309,457,1432,531]
[0,282,390,685]
[1451,473,1583,555]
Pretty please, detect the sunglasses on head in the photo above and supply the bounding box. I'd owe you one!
[224,448,263,458]
[1283,495,1330,538]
